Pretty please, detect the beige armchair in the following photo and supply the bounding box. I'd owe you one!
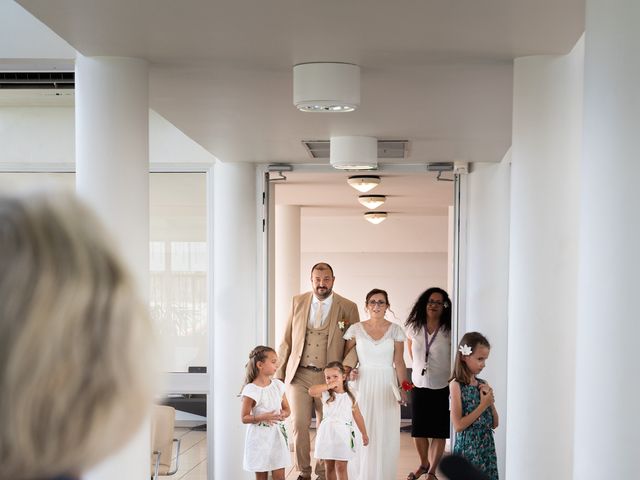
[151,405,181,479]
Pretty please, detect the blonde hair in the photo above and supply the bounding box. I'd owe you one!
[243,345,276,387]
[0,191,155,478]
[450,331,491,385]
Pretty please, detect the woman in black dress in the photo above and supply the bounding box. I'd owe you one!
[405,287,453,480]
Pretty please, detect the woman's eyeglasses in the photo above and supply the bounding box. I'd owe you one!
[367,300,387,307]
[427,300,446,307]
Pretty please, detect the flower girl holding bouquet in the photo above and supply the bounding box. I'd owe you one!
[449,332,499,480]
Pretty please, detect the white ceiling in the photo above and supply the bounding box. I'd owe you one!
[275,171,453,216]
[16,0,585,166]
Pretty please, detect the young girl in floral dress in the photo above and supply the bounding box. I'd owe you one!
[240,346,291,480]
[449,332,499,480]
[309,362,369,480]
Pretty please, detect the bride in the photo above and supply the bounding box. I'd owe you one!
[343,288,409,480]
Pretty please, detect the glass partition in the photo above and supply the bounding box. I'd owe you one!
[150,172,208,373]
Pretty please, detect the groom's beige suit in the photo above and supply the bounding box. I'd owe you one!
[276,291,360,479]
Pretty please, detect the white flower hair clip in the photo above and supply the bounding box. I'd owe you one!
[459,344,473,356]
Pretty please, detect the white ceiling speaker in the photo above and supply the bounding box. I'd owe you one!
[293,62,360,112]
[347,175,380,192]
[358,194,386,209]
[364,211,388,224]
[330,136,377,170]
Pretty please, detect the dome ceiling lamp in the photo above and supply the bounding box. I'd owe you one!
[293,62,360,112]
[330,136,378,170]
[364,211,388,224]
[358,194,386,209]
[347,175,381,192]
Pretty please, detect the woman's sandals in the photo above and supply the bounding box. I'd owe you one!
[407,465,429,480]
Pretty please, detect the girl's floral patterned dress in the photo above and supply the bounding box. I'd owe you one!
[453,379,498,480]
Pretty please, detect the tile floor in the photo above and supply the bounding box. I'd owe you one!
[168,427,207,480]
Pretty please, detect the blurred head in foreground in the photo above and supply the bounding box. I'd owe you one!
[440,454,490,480]
[0,190,155,479]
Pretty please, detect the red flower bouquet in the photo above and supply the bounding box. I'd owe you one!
[401,380,414,392]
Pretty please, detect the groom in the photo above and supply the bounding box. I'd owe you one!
[276,262,360,480]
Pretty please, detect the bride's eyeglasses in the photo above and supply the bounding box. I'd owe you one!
[367,300,387,307]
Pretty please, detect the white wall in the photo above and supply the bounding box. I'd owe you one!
[0,107,75,165]
[302,214,448,254]
[575,3,640,476]
[149,110,217,164]
[274,205,301,348]
[463,153,511,479]
[506,36,583,480]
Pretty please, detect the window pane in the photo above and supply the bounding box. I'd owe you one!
[150,173,208,373]
[0,172,209,373]
[150,241,166,271]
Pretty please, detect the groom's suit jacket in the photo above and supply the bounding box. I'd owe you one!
[276,291,360,384]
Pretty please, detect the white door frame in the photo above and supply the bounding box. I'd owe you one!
[257,163,469,360]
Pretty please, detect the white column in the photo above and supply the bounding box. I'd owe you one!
[574,3,640,478]
[212,162,258,480]
[464,154,510,479]
[507,38,583,479]
[75,56,150,480]
[275,204,301,345]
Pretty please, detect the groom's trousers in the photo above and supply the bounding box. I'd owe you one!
[289,367,326,479]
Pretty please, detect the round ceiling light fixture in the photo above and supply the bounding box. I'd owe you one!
[358,194,386,209]
[293,62,360,112]
[364,211,388,225]
[347,175,381,192]
[330,136,377,170]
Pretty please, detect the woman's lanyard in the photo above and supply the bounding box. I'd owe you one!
[421,326,439,376]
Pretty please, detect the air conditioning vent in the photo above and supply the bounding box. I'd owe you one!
[0,72,74,89]
[302,139,409,159]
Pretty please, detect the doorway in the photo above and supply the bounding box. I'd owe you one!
[266,167,458,363]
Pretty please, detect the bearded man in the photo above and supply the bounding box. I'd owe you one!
[276,262,360,480]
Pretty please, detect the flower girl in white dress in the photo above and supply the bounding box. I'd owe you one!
[240,346,292,480]
[309,361,369,480]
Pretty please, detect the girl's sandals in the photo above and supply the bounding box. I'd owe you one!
[407,465,429,480]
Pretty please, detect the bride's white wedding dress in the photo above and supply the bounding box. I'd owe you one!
[344,321,406,480]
